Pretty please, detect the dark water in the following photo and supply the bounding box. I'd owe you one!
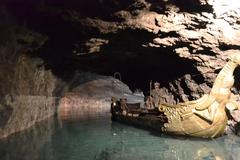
[0,113,240,160]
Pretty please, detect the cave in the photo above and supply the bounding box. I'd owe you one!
[2,0,206,94]
[1,0,240,159]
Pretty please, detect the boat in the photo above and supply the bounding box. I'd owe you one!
[111,53,240,138]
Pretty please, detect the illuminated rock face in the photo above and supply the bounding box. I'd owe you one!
[66,0,240,133]
[4,0,240,104]
[67,0,240,103]
[3,0,240,103]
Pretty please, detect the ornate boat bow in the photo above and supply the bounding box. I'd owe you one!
[159,53,240,138]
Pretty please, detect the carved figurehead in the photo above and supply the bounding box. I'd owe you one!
[159,52,240,138]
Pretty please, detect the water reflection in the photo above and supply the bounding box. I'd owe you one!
[0,112,240,160]
[0,117,58,160]
[96,121,237,160]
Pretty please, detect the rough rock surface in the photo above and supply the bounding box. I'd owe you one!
[0,13,61,138]
[4,0,240,103]
[56,0,240,133]
[47,0,240,104]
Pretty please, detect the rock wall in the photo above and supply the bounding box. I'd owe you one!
[67,0,240,104]
[0,95,56,138]
[0,10,62,138]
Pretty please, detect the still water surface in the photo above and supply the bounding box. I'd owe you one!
[0,113,240,160]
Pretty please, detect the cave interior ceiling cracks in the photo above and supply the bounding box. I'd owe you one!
[34,2,240,72]
[141,17,239,71]
[67,1,240,60]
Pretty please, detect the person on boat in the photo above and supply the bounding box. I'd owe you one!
[151,82,161,108]
[145,96,154,110]
[120,98,128,115]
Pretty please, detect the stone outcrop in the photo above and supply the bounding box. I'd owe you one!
[0,16,61,138]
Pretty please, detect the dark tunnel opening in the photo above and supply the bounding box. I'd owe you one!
[32,27,203,93]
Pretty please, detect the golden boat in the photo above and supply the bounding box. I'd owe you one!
[111,53,240,138]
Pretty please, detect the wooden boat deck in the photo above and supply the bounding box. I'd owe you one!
[111,101,167,131]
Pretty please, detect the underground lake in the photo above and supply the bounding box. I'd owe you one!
[0,112,240,160]
[2,0,240,160]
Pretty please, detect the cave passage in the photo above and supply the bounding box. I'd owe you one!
[34,28,202,93]
[2,0,203,94]
[98,50,200,93]
[46,46,201,93]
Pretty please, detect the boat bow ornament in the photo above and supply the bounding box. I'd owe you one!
[111,53,240,138]
[159,53,240,138]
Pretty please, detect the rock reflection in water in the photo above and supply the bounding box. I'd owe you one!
[0,113,240,160]
[58,97,110,121]
[0,117,58,160]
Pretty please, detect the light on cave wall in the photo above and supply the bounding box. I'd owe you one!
[208,0,240,43]
[214,19,234,39]
[210,0,240,17]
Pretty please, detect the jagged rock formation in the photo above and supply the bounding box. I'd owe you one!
[53,0,240,104]
[53,0,240,133]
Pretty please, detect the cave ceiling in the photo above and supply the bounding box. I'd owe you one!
[2,0,240,102]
